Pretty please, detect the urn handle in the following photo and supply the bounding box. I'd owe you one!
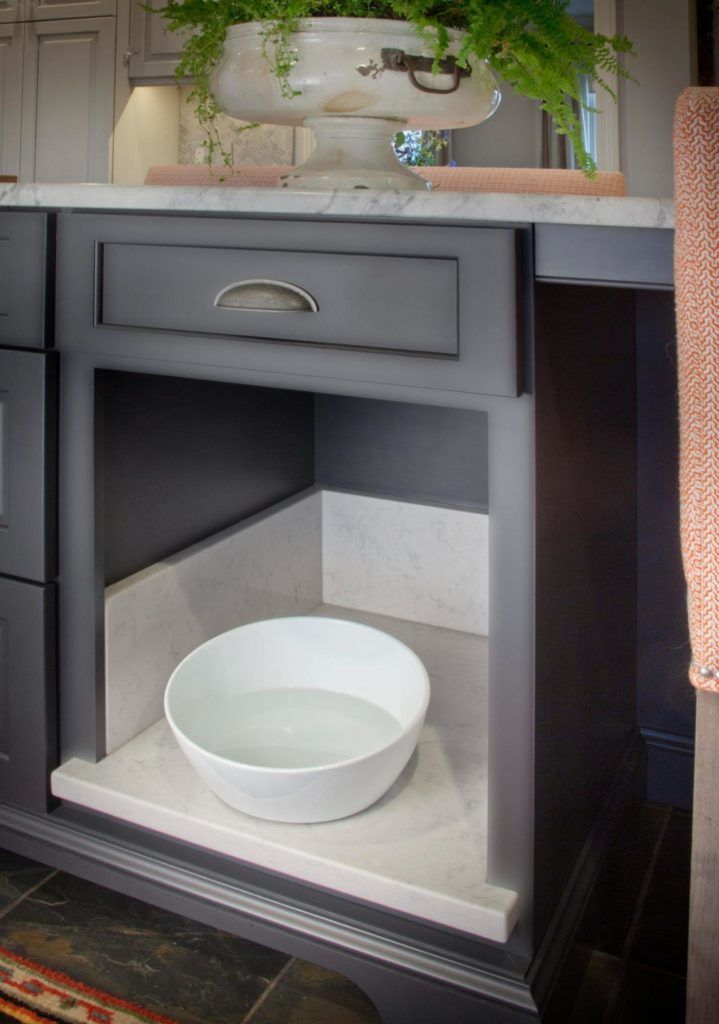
[380,49,472,95]
[214,279,319,313]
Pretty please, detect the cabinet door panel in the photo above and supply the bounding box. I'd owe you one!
[0,349,56,581]
[128,0,185,80]
[20,17,115,183]
[0,0,24,26]
[28,0,116,19]
[0,22,22,175]
[0,211,49,347]
[0,577,55,811]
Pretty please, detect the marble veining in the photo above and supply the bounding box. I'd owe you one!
[322,491,488,634]
[0,182,674,229]
[104,491,322,754]
[54,606,519,943]
[105,489,488,755]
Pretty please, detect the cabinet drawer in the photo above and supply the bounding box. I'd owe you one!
[58,214,525,400]
[0,212,50,347]
[0,577,56,811]
[101,243,458,357]
[0,349,56,581]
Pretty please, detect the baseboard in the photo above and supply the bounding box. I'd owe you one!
[642,728,694,810]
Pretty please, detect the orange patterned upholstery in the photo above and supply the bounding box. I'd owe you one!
[675,88,719,692]
[144,163,627,196]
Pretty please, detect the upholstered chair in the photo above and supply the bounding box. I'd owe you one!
[674,86,719,1023]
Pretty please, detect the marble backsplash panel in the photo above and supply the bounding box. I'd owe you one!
[178,87,295,166]
[104,491,322,754]
[105,489,489,753]
[322,491,489,635]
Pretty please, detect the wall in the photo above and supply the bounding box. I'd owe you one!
[453,0,695,197]
[617,0,695,197]
[451,88,542,170]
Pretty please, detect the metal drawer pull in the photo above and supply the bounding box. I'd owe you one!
[214,279,319,313]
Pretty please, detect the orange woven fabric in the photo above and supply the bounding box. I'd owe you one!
[143,163,627,196]
[675,88,719,692]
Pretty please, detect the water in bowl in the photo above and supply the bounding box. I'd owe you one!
[201,688,403,769]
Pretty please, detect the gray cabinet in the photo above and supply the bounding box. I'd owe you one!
[0,213,56,814]
[58,213,526,399]
[128,0,184,81]
[0,348,56,582]
[0,210,50,346]
[0,576,56,811]
[1,0,114,24]
[0,0,22,25]
[27,0,116,20]
[0,22,22,176]
[19,17,115,182]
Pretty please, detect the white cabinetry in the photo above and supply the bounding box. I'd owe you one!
[0,0,22,25]
[20,17,115,181]
[28,0,116,20]
[0,0,115,181]
[127,0,182,80]
[0,23,22,175]
[0,12,114,180]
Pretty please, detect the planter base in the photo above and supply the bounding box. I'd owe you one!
[279,118,429,192]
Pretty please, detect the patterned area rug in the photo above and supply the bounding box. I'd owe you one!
[0,947,178,1024]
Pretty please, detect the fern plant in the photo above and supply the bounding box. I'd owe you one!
[154,0,635,174]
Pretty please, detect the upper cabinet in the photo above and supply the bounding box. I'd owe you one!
[0,0,22,24]
[1,0,114,19]
[27,0,116,19]
[0,23,22,176]
[20,17,115,182]
[127,0,184,81]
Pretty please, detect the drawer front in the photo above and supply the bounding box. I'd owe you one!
[0,211,50,347]
[0,577,56,811]
[101,243,458,357]
[0,349,56,581]
[58,214,524,400]
[535,224,674,289]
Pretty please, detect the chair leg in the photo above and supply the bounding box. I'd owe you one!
[687,691,719,1021]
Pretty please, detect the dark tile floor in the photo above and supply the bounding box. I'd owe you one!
[565,804,691,1023]
[0,802,691,1024]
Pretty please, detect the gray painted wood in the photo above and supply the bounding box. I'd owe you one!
[0,0,24,25]
[59,213,525,399]
[0,211,49,347]
[99,370,316,584]
[315,394,489,509]
[19,17,115,183]
[128,0,184,81]
[0,348,56,581]
[27,0,116,19]
[0,801,537,1024]
[0,577,55,811]
[535,224,674,289]
[0,23,22,176]
[101,242,460,357]
[57,346,537,963]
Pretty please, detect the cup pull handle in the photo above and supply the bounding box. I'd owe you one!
[214,279,319,313]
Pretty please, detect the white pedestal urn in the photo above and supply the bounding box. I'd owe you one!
[211,18,501,191]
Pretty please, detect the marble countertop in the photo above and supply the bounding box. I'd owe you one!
[52,603,519,945]
[0,182,674,229]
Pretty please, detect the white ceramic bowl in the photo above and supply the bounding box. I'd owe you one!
[164,617,430,823]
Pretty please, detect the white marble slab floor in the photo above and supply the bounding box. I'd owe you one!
[52,604,519,944]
